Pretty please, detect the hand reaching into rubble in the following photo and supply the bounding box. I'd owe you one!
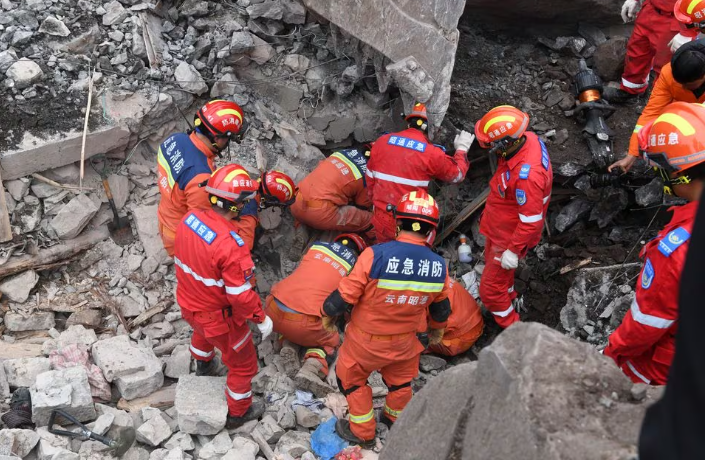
[608,155,637,173]
[454,130,476,152]
[256,316,273,340]
[322,316,339,333]
[620,0,640,23]
[428,328,445,346]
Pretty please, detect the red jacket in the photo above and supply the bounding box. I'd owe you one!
[479,132,553,255]
[337,233,451,336]
[366,128,469,212]
[605,201,697,385]
[174,208,265,329]
[271,241,358,316]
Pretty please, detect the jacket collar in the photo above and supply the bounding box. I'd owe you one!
[189,132,217,159]
[396,232,430,246]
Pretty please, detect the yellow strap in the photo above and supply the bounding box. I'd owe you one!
[377,279,444,293]
[383,405,401,418]
[349,408,374,424]
[305,348,326,359]
[310,245,352,272]
[157,148,175,188]
[331,152,362,180]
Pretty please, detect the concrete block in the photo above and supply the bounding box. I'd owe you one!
[164,344,191,379]
[42,325,98,355]
[30,366,96,427]
[4,311,54,332]
[174,376,227,435]
[3,357,51,388]
[132,204,169,264]
[164,433,194,452]
[197,430,230,459]
[0,429,40,458]
[136,414,173,447]
[0,270,39,303]
[50,194,99,240]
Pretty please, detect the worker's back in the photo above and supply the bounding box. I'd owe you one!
[296,148,369,206]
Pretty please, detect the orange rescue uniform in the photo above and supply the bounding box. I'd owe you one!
[427,279,484,357]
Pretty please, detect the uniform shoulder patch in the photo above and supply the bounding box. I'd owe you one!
[387,135,427,152]
[539,140,550,171]
[230,231,245,247]
[516,189,527,206]
[641,258,655,289]
[505,171,510,181]
[185,214,217,244]
[519,164,531,179]
[658,226,691,257]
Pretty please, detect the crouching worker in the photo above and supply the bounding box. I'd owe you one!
[426,278,484,356]
[265,233,367,396]
[174,164,274,428]
[322,190,452,446]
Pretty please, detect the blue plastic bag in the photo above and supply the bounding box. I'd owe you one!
[311,417,349,460]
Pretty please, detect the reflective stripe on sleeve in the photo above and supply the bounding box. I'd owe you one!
[492,304,515,318]
[383,405,402,418]
[543,196,550,204]
[225,281,253,295]
[633,124,643,134]
[366,169,430,187]
[626,361,651,384]
[174,257,224,288]
[305,348,326,359]
[189,345,214,358]
[622,78,648,89]
[518,213,543,223]
[630,297,675,329]
[377,279,445,293]
[226,387,252,401]
[349,408,374,424]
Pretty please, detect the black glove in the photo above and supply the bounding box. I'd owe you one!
[417,332,429,350]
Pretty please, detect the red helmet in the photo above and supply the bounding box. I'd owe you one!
[206,164,258,212]
[405,102,428,121]
[259,170,297,207]
[391,190,440,229]
[475,105,530,153]
[195,100,247,141]
[674,0,705,28]
[334,233,367,254]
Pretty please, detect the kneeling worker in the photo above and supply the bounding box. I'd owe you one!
[427,278,484,357]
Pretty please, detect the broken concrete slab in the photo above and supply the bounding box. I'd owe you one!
[42,324,98,355]
[555,198,594,233]
[136,413,173,447]
[164,344,191,379]
[0,429,40,458]
[50,193,100,240]
[174,61,208,96]
[5,179,30,201]
[164,432,194,452]
[0,269,39,303]
[133,204,169,264]
[256,415,284,444]
[39,16,71,37]
[6,59,44,89]
[635,177,663,208]
[107,174,130,210]
[0,366,9,400]
[273,431,311,458]
[175,376,228,435]
[92,335,164,401]
[31,366,97,426]
[198,430,231,459]
[5,312,55,332]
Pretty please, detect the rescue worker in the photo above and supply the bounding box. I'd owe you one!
[609,39,705,173]
[426,278,484,357]
[671,0,705,51]
[366,102,474,243]
[475,106,553,328]
[236,170,297,250]
[604,0,698,102]
[604,101,705,385]
[322,190,452,446]
[265,233,367,395]
[174,164,273,428]
[290,146,373,236]
[157,100,247,256]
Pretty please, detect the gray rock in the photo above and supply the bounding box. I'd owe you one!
[5,312,54,332]
[6,179,30,201]
[107,174,130,210]
[175,376,228,435]
[555,198,594,233]
[419,355,446,372]
[246,1,283,19]
[30,181,62,199]
[293,406,320,428]
[174,61,208,96]
[88,413,115,436]
[94,403,135,444]
[381,322,656,460]
[589,186,628,228]
[31,366,96,427]
[103,1,129,26]
[0,429,40,458]
[0,269,39,303]
[283,54,310,73]
[247,34,275,65]
[132,204,169,264]
[39,16,70,36]
[38,439,78,460]
[635,177,664,207]
[164,344,191,379]
[50,194,99,239]
[198,430,231,459]
[0,366,9,400]
[227,437,258,460]
[91,336,164,400]
[136,414,173,447]
[3,357,51,388]
[164,433,194,452]
[66,309,102,329]
[593,37,628,82]
[273,431,310,458]
[578,23,607,46]
[5,59,43,89]
[42,324,98,354]
[11,30,34,47]
[255,415,284,444]
[230,31,254,53]
[0,50,17,74]
[281,0,306,23]
[210,73,245,99]
[179,0,210,16]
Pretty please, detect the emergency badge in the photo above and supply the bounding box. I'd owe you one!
[641,258,654,289]
[516,189,527,206]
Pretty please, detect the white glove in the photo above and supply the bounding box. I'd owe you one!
[454,130,475,152]
[500,249,519,270]
[669,33,694,53]
[621,0,639,23]
[256,316,273,340]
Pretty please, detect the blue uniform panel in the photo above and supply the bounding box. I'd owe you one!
[159,133,212,190]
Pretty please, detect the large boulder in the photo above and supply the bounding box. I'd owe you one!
[381,322,659,460]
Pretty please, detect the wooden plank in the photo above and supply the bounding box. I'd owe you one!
[0,342,43,360]
[117,385,176,412]
[435,187,490,245]
[0,167,12,243]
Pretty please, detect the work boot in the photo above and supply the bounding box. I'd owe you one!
[335,419,375,449]
[280,341,302,379]
[602,86,637,104]
[195,357,226,377]
[379,414,394,430]
[294,358,334,398]
[226,397,266,429]
[1,388,33,429]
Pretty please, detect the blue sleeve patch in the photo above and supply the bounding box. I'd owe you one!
[230,231,245,247]
[519,164,531,179]
[505,171,510,181]
[387,135,426,152]
[516,189,527,206]
[540,140,550,171]
[658,227,691,257]
[185,214,217,244]
[641,258,655,289]
[239,199,258,217]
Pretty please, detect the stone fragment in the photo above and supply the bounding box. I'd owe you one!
[11,30,34,47]
[0,269,39,303]
[175,376,228,435]
[133,204,169,263]
[42,324,98,354]
[6,179,30,201]
[5,312,54,332]
[92,336,164,400]
[197,430,231,459]
[179,0,209,16]
[5,59,43,89]
[246,1,283,19]
[164,344,191,379]
[107,174,130,210]
[555,198,594,233]
[174,61,208,96]
[283,54,310,72]
[38,439,78,460]
[89,413,115,436]
[30,366,96,426]
[382,323,656,460]
[593,37,628,82]
[247,34,275,65]
[39,16,70,36]
[228,437,258,459]
[281,0,306,23]
[50,194,99,239]
[230,31,254,53]
[0,50,17,74]
[256,415,284,443]
[103,1,129,26]
[635,177,664,208]
[94,403,135,442]
[0,366,9,400]
[136,413,173,447]
[589,186,628,228]
[66,309,102,329]
[3,357,51,388]
[273,431,310,458]
[419,355,446,372]
[164,432,194,452]
[0,429,40,458]
[294,406,320,428]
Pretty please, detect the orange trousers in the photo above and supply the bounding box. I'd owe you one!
[158,221,176,257]
[265,295,340,374]
[479,240,520,328]
[181,310,258,416]
[336,325,422,441]
[290,198,372,233]
[428,323,484,357]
